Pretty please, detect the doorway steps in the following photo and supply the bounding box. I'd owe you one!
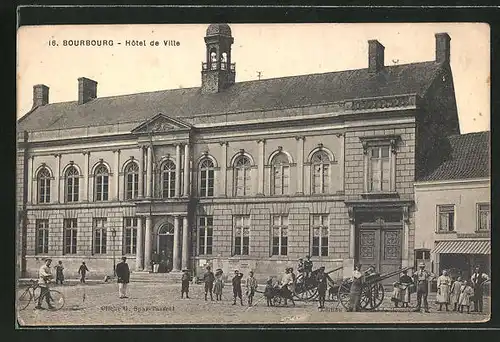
[130,271,183,284]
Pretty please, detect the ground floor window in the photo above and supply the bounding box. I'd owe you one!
[233,215,250,255]
[123,217,138,254]
[198,216,213,255]
[64,219,78,254]
[271,215,288,256]
[311,214,329,257]
[35,219,49,254]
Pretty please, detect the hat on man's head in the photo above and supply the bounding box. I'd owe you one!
[182,268,189,272]
[121,257,127,261]
[320,266,325,270]
[45,258,52,262]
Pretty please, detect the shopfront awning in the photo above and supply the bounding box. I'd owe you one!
[432,240,490,255]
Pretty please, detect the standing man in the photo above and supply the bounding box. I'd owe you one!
[471,265,490,313]
[246,271,258,307]
[203,266,215,301]
[413,262,433,313]
[116,257,130,299]
[54,260,64,285]
[78,261,89,283]
[152,251,160,273]
[304,255,313,280]
[232,270,244,306]
[349,264,363,312]
[35,258,54,310]
[181,268,190,299]
[316,266,327,310]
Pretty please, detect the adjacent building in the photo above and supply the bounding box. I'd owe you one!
[17,24,461,282]
[414,131,490,280]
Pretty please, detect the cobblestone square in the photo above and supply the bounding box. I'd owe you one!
[17,282,490,326]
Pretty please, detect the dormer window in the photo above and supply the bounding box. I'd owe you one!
[360,135,399,193]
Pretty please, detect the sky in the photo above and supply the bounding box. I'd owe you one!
[17,23,490,133]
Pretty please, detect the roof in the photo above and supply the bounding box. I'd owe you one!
[206,24,232,37]
[17,61,443,132]
[419,131,490,181]
[432,240,490,255]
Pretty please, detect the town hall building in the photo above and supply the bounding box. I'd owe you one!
[16,24,461,282]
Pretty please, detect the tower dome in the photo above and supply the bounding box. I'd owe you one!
[206,24,232,37]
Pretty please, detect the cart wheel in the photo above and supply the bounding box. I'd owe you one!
[361,283,385,310]
[337,280,352,310]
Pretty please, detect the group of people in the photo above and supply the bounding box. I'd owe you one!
[41,260,90,285]
[390,263,490,313]
[150,250,172,273]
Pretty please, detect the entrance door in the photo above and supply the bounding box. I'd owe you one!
[157,223,174,273]
[356,212,403,285]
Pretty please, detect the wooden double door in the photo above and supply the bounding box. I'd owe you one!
[356,211,403,284]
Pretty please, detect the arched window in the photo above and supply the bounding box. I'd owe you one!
[37,167,51,203]
[234,155,251,196]
[210,49,217,69]
[271,152,290,195]
[94,164,109,201]
[124,162,139,200]
[199,159,215,197]
[221,52,228,70]
[65,166,79,202]
[162,160,176,198]
[311,151,330,194]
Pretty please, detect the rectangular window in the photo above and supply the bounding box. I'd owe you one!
[96,175,109,201]
[123,217,138,254]
[273,166,290,195]
[66,177,79,202]
[234,215,250,255]
[35,219,49,254]
[64,218,78,254]
[369,146,390,192]
[271,215,288,256]
[198,216,213,255]
[311,214,329,257]
[93,218,107,254]
[477,204,490,231]
[437,205,455,232]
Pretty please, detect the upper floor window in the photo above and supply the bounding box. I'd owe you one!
[271,152,290,195]
[123,217,138,254]
[198,216,213,255]
[37,167,51,203]
[162,160,176,198]
[271,215,288,256]
[199,159,215,197]
[36,219,49,254]
[437,205,455,232]
[477,203,490,231]
[311,214,329,257]
[94,164,109,201]
[311,151,330,194]
[369,146,390,192]
[361,136,398,193]
[65,166,79,202]
[233,215,250,256]
[124,162,139,200]
[234,155,251,196]
[93,218,107,254]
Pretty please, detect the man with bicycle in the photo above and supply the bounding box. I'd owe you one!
[36,258,55,310]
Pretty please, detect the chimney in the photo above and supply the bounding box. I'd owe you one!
[368,40,385,73]
[32,84,49,108]
[435,33,451,64]
[78,77,98,105]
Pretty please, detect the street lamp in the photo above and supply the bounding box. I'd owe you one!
[111,228,117,277]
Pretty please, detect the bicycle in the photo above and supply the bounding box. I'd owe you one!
[18,279,65,311]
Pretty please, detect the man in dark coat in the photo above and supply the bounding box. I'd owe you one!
[116,257,130,299]
[232,270,244,306]
[203,266,215,301]
[78,261,89,283]
[316,266,327,309]
[470,265,490,312]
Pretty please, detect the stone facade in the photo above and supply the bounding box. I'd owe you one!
[17,25,461,283]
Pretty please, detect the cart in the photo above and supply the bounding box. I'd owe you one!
[293,266,344,301]
[337,266,414,311]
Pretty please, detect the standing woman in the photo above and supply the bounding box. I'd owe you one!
[349,264,363,312]
[214,269,224,301]
[436,269,452,311]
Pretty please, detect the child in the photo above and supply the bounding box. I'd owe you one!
[450,276,462,311]
[399,269,413,308]
[264,278,274,307]
[55,260,64,285]
[214,269,224,301]
[458,280,474,314]
[246,271,258,307]
[391,281,402,307]
[181,269,190,299]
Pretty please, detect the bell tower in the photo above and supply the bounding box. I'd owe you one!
[201,24,236,94]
